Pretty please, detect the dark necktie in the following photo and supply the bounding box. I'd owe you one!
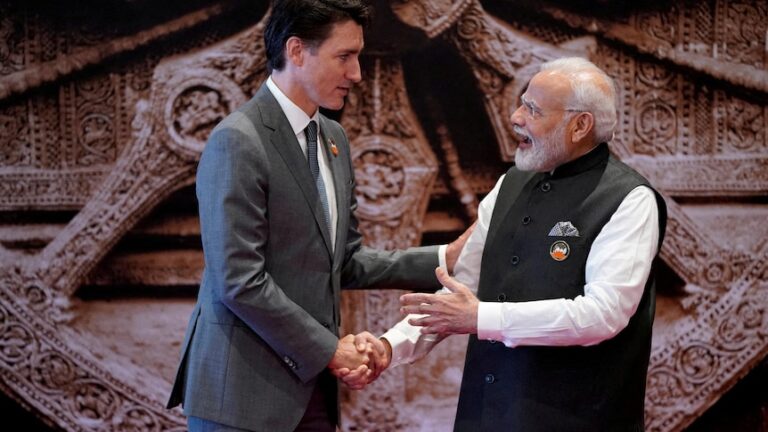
[305,120,331,235]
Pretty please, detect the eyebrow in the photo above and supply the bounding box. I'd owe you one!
[520,94,540,111]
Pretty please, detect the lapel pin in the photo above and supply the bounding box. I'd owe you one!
[549,240,570,261]
[329,137,338,157]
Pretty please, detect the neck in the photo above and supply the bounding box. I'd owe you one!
[271,71,318,117]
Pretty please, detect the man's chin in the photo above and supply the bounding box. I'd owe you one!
[321,99,345,111]
[514,151,533,171]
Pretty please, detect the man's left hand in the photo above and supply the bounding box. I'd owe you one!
[400,267,479,335]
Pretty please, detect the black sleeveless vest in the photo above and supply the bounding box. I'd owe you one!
[454,144,667,432]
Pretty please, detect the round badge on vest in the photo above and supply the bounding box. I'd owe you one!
[549,240,570,261]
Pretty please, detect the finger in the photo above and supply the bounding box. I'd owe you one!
[332,367,351,378]
[418,325,441,335]
[435,267,471,295]
[367,336,387,357]
[408,315,445,327]
[341,365,369,384]
[353,332,372,352]
[400,304,435,315]
[407,314,442,327]
[400,293,436,306]
[368,350,387,375]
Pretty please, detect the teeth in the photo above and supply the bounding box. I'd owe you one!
[512,125,531,143]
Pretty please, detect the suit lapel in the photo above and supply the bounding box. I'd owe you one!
[253,86,334,255]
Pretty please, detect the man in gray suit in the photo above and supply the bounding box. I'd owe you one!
[167,0,466,430]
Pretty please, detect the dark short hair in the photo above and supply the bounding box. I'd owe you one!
[264,0,371,72]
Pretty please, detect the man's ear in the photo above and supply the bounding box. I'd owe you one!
[571,112,595,143]
[285,36,304,67]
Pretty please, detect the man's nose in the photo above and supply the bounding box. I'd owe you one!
[510,105,525,126]
[348,58,362,83]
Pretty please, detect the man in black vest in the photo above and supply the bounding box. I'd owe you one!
[385,57,667,431]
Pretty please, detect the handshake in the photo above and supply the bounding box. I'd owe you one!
[327,332,390,390]
[325,222,478,390]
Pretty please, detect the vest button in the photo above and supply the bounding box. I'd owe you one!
[510,255,520,265]
[497,293,506,301]
[522,216,531,225]
[484,374,495,384]
[541,182,551,192]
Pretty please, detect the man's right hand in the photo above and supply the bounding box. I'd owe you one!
[331,332,391,390]
[328,334,371,383]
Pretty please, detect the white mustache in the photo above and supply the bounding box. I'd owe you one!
[512,125,531,141]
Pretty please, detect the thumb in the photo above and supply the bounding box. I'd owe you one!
[353,333,368,352]
[435,267,471,295]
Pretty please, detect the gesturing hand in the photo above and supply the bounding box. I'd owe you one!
[399,267,479,335]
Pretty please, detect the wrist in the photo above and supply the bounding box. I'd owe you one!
[380,337,392,363]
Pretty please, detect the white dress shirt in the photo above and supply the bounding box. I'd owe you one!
[382,174,660,366]
[266,77,338,249]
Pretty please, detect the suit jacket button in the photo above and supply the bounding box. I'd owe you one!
[484,374,495,384]
[510,256,520,265]
[497,293,506,301]
[522,216,531,225]
[541,182,551,192]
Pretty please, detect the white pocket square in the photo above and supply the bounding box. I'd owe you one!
[548,221,580,237]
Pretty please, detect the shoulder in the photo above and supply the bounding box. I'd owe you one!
[319,114,347,143]
[201,109,268,166]
[605,155,650,187]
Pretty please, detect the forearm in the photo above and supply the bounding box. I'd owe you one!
[341,245,440,291]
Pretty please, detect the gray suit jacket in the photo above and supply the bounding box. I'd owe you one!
[167,84,439,431]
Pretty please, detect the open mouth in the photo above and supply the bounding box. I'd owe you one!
[512,125,532,147]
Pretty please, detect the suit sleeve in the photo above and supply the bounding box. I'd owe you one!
[335,127,441,292]
[197,126,337,384]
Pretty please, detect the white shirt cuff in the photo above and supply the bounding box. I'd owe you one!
[380,328,411,367]
[438,244,447,271]
[477,301,505,342]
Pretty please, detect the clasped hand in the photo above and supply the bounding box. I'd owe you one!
[328,332,391,390]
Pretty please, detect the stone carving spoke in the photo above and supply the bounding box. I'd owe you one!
[447,0,579,161]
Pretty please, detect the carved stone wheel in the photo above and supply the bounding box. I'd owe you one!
[0,1,766,431]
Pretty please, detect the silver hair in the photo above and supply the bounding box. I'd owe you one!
[540,57,618,143]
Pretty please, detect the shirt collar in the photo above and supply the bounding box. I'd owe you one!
[266,76,319,136]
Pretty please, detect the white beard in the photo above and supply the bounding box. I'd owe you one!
[514,122,569,172]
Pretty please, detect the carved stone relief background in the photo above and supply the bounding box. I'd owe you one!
[0,0,766,431]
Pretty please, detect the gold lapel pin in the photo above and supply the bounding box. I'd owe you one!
[329,137,338,157]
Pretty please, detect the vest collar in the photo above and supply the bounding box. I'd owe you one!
[549,143,609,179]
